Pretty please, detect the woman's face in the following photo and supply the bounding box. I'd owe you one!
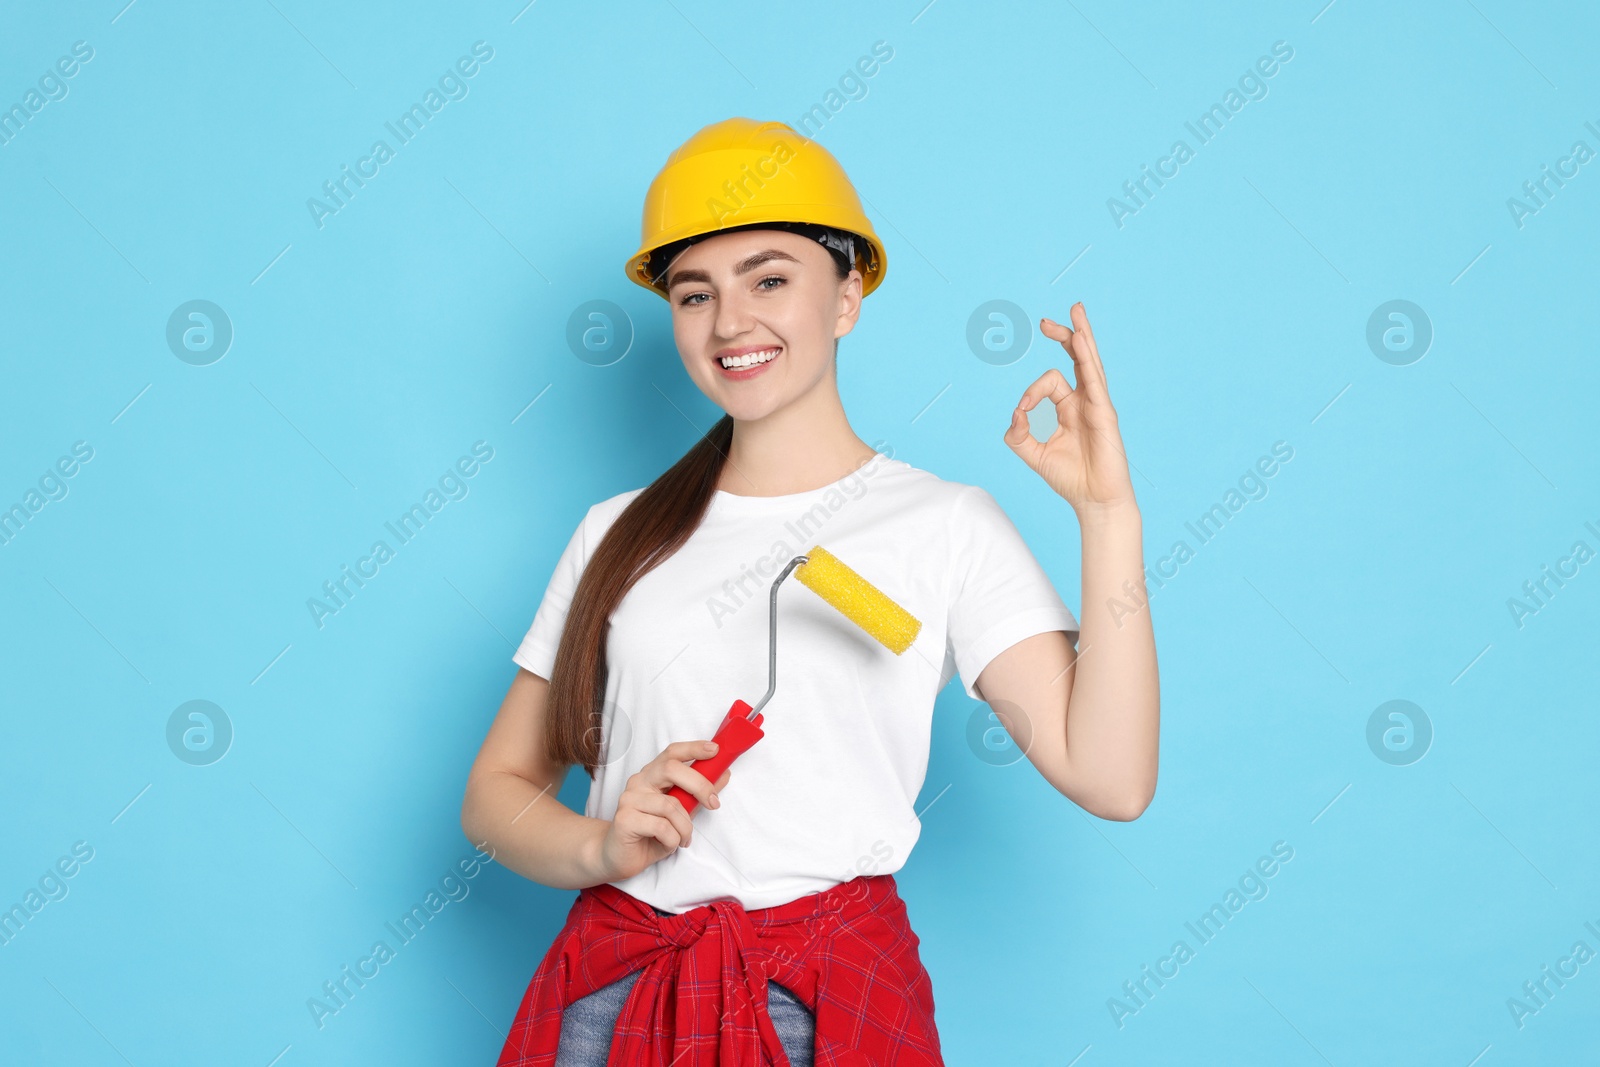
[663,228,862,422]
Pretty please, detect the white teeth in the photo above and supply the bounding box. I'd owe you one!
[719,347,780,369]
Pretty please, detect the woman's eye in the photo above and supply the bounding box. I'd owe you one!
[678,275,783,305]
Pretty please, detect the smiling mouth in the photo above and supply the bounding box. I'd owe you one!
[716,346,782,374]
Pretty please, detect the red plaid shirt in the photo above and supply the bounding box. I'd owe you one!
[494,873,944,1066]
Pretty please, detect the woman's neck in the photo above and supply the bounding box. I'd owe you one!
[714,438,881,497]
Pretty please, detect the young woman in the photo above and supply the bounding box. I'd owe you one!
[463,118,1159,1066]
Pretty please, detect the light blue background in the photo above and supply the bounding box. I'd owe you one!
[3,1,1597,1063]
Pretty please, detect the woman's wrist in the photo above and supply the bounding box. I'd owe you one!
[1073,496,1141,531]
[578,817,615,886]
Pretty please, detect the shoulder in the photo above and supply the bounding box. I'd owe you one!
[877,459,996,521]
[554,488,646,560]
[583,486,648,528]
[859,454,973,512]
[891,466,1036,552]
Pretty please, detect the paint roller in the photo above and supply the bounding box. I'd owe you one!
[666,545,922,815]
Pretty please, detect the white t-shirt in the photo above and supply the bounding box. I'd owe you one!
[511,451,1079,913]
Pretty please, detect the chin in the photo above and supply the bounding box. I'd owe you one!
[719,398,785,422]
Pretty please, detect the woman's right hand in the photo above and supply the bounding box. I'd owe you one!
[597,740,732,882]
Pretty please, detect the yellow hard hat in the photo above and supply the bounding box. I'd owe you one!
[625,117,887,300]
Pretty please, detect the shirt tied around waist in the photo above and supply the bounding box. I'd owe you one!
[494,872,944,1067]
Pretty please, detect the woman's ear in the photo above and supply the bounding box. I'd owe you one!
[833,271,863,342]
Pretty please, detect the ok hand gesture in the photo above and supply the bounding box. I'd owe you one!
[1003,302,1137,519]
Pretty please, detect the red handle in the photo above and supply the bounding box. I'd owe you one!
[666,699,764,815]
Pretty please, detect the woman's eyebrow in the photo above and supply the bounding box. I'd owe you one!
[668,249,802,290]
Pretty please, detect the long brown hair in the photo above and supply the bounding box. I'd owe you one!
[544,235,858,776]
[543,414,731,775]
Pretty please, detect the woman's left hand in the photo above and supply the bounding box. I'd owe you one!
[1003,302,1137,518]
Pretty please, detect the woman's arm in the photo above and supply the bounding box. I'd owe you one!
[981,301,1159,821]
[460,668,613,890]
[974,502,1156,820]
[461,667,734,888]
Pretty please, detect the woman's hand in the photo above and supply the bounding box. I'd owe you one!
[1004,301,1137,520]
[596,740,731,882]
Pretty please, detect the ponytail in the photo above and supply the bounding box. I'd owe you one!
[543,415,734,775]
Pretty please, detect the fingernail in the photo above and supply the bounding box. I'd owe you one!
[710,794,720,808]
[707,741,718,752]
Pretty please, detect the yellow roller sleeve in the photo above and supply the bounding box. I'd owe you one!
[795,545,921,655]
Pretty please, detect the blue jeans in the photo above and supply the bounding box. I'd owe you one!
[554,968,815,1066]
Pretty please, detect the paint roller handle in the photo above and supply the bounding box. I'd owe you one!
[667,699,764,815]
